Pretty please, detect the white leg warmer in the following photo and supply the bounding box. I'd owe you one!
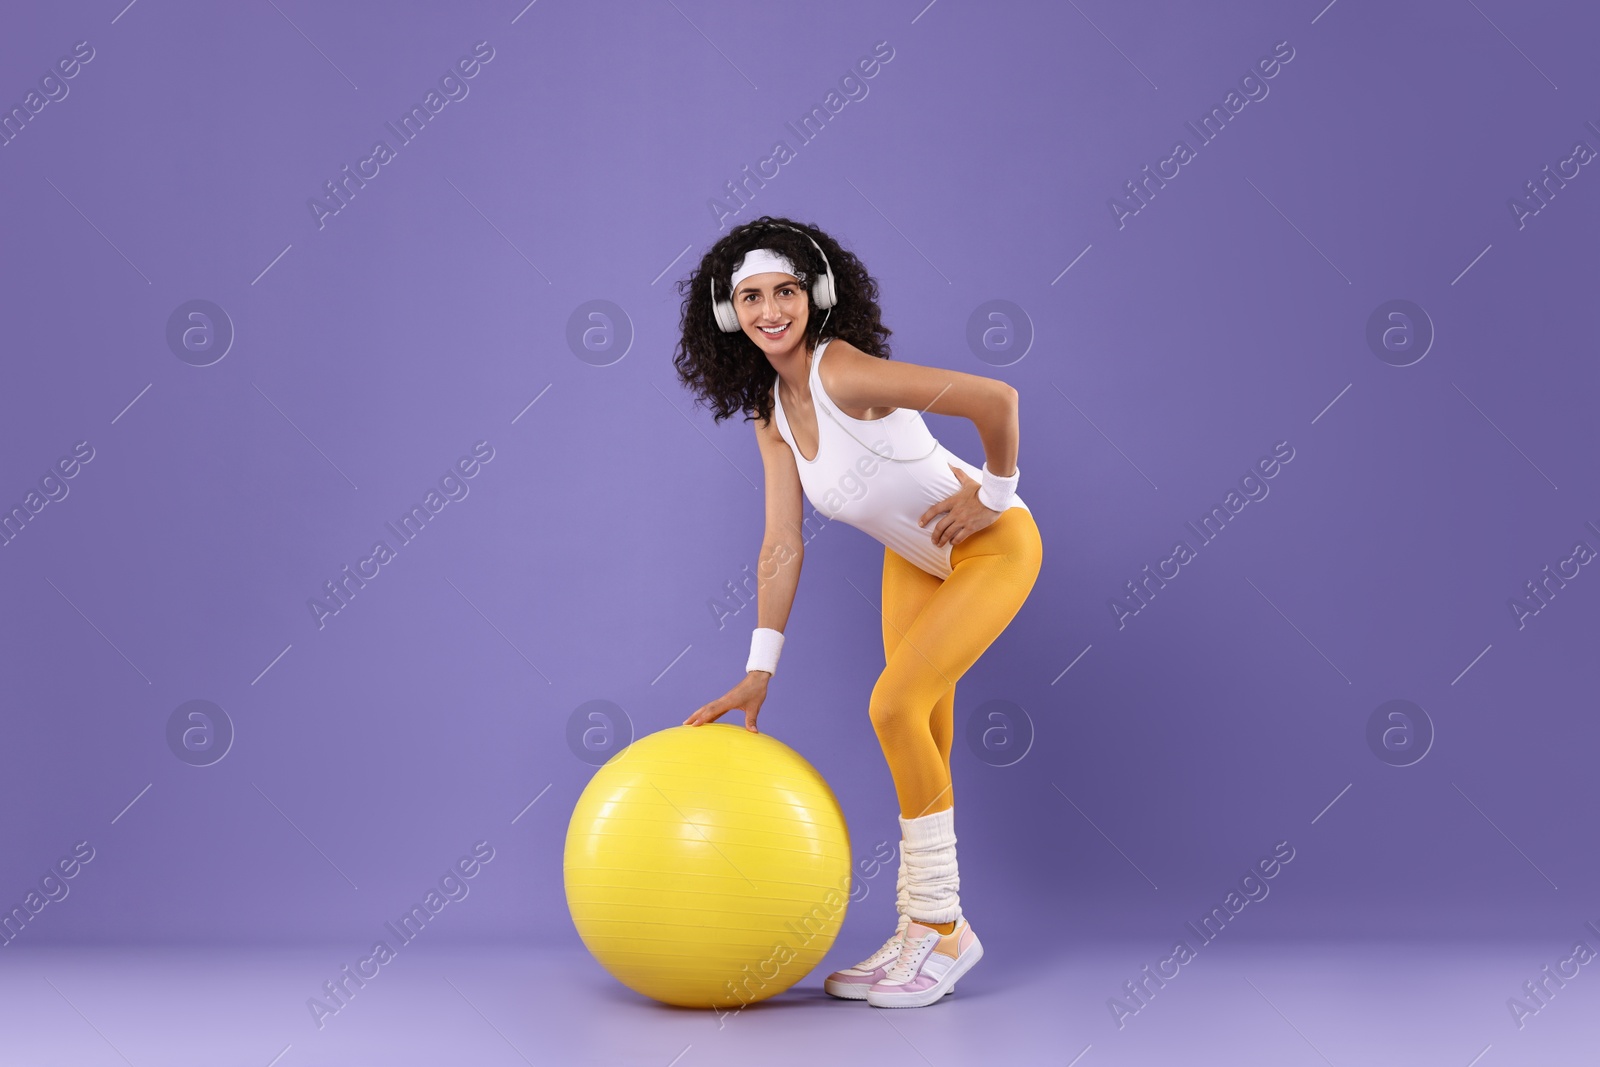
[893,839,910,934]
[899,805,962,925]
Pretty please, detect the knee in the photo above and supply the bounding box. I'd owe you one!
[868,678,945,735]
[867,677,917,735]
[867,684,903,735]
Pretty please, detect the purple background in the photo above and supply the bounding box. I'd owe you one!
[1,0,1597,1060]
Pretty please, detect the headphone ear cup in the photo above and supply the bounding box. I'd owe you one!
[713,296,740,332]
[811,271,837,310]
[710,276,741,332]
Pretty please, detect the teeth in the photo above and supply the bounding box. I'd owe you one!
[760,324,788,334]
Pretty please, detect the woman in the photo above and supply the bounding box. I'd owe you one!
[672,216,1043,1009]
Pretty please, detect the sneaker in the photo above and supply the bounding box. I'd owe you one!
[865,918,982,1008]
[823,922,910,999]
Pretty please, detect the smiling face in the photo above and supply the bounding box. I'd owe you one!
[734,272,810,355]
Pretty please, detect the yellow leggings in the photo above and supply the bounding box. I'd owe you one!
[870,506,1043,820]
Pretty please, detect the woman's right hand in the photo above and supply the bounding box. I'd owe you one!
[682,672,770,733]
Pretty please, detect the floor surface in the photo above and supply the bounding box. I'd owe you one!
[2,936,1593,1065]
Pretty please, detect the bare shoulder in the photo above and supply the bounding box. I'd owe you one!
[821,337,1008,418]
[816,337,888,395]
[819,335,879,368]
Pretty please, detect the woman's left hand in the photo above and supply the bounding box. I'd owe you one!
[919,465,1000,547]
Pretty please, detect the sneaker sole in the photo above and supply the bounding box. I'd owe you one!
[865,941,982,1009]
[823,979,872,999]
[825,979,958,1000]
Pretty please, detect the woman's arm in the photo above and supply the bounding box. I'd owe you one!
[749,412,806,668]
[681,415,803,731]
[821,340,1019,476]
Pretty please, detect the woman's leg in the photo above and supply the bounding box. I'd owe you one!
[876,546,947,937]
[870,507,1044,821]
[828,554,959,998]
[879,545,956,812]
[857,508,1043,1011]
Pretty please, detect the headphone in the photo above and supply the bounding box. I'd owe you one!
[711,223,838,333]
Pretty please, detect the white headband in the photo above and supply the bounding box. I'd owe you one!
[729,247,805,294]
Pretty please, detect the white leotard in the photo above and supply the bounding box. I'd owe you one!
[771,338,1030,580]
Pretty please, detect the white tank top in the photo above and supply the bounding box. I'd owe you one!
[771,338,1030,580]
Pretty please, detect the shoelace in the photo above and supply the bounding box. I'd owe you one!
[864,930,906,968]
[884,932,934,983]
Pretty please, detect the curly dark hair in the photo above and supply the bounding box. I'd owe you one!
[673,215,893,425]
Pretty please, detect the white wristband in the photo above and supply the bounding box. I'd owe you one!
[977,462,1019,512]
[747,627,784,675]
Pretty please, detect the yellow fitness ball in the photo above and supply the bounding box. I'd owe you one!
[563,723,851,1009]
